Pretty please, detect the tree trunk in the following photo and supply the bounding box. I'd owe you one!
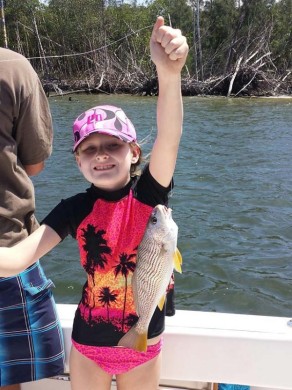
[0,0,8,48]
[195,0,203,80]
[33,14,49,75]
[227,55,243,97]
[192,0,203,81]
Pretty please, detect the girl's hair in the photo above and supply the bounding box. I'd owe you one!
[130,135,151,176]
[130,142,144,177]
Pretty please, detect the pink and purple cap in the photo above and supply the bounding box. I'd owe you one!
[72,104,137,152]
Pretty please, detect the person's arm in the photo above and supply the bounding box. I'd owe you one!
[24,161,45,176]
[16,71,53,170]
[149,17,189,188]
[0,224,61,277]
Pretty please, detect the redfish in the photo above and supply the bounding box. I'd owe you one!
[118,204,182,352]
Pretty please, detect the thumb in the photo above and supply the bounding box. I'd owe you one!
[151,16,164,41]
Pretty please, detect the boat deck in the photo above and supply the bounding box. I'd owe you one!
[22,375,209,390]
[21,304,292,390]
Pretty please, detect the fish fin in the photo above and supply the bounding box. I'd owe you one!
[173,248,183,273]
[118,326,148,352]
[135,332,148,352]
[178,248,183,265]
[157,295,166,311]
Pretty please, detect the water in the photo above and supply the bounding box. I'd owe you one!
[32,94,292,317]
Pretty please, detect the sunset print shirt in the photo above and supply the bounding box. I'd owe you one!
[42,165,175,347]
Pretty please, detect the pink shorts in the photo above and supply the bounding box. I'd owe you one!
[72,338,162,375]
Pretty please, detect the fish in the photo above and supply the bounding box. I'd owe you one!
[118,204,182,352]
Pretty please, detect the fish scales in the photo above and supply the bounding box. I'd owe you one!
[133,242,163,322]
[118,205,182,352]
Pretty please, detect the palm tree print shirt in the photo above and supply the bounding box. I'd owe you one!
[42,165,174,347]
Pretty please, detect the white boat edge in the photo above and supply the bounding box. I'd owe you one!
[21,304,292,390]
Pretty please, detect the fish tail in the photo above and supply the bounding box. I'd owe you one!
[118,326,148,352]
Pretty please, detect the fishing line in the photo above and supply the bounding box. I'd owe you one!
[1,12,175,63]
[0,24,153,63]
[27,25,153,61]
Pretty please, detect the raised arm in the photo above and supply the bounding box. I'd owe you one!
[0,224,61,277]
[149,16,189,187]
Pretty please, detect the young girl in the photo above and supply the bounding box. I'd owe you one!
[0,16,188,390]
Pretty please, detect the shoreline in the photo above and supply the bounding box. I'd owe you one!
[47,91,292,99]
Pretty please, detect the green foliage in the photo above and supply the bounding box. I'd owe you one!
[200,0,239,74]
[270,0,292,72]
[0,0,291,84]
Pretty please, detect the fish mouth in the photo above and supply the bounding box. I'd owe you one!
[155,205,172,217]
[163,205,172,214]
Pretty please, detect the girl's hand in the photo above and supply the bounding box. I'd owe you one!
[150,16,189,75]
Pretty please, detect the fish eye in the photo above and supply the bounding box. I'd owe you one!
[151,216,157,224]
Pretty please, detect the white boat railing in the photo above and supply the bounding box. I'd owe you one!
[22,304,292,390]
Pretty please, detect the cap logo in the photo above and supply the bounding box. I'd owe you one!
[87,113,103,125]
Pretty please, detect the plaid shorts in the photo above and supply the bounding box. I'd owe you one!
[0,262,65,386]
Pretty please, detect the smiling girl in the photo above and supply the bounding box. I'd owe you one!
[0,16,188,390]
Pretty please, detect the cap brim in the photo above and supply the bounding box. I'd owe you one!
[73,129,135,152]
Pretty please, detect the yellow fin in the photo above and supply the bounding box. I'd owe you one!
[135,332,148,352]
[118,326,148,352]
[173,248,182,273]
[178,248,183,265]
[158,294,166,311]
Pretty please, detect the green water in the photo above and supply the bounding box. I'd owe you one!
[32,94,292,317]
